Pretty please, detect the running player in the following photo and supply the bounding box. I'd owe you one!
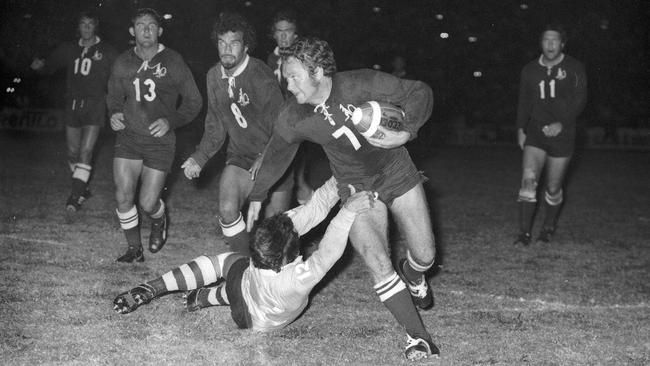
[113,178,374,333]
[246,37,439,360]
[514,24,587,245]
[107,8,202,262]
[181,12,293,256]
[31,10,117,212]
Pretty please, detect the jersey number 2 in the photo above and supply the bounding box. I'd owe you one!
[538,80,556,99]
[133,78,156,102]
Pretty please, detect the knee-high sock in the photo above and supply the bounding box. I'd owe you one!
[71,163,91,197]
[116,205,140,249]
[220,213,250,256]
[402,251,434,284]
[542,190,563,229]
[518,201,536,234]
[375,272,432,342]
[146,253,244,296]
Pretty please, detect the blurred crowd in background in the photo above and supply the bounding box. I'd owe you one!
[1,0,648,146]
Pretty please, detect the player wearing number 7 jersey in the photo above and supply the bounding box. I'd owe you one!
[107,8,202,262]
[181,12,294,256]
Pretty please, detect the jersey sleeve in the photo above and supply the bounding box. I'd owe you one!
[190,71,226,168]
[565,61,587,124]
[516,66,533,130]
[41,43,69,75]
[285,176,339,236]
[106,56,126,117]
[368,71,433,140]
[304,207,357,271]
[168,58,202,129]
[249,131,301,202]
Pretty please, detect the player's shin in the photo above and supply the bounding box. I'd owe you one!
[116,206,143,262]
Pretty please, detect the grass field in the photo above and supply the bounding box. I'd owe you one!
[1,129,649,365]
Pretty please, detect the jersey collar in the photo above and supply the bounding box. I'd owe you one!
[78,36,101,47]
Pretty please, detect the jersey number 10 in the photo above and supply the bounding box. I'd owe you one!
[74,58,92,76]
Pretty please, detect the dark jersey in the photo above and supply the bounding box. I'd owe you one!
[516,54,587,134]
[107,45,202,141]
[191,55,284,168]
[42,37,117,100]
[266,47,290,98]
[249,69,433,201]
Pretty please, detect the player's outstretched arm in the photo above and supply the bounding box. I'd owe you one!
[285,176,340,236]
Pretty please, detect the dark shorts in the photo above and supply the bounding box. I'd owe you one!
[337,153,425,206]
[65,97,106,128]
[113,132,175,172]
[225,257,253,329]
[525,125,575,157]
[227,154,295,193]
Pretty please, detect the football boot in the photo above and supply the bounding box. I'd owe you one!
[113,283,157,314]
[513,232,532,246]
[537,227,556,243]
[116,246,144,263]
[404,334,440,361]
[149,213,167,253]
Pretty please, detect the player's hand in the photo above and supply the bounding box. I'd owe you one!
[30,58,44,70]
[517,128,526,150]
[542,122,563,137]
[181,157,202,179]
[110,113,126,131]
[343,184,376,214]
[365,127,410,149]
[149,118,170,137]
[248,153,263,180]
[246,201,262,232]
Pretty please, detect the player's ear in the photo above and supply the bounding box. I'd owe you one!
[313,66,324,81]
[158,27,163,37]
[244,45,249,54]
[129,27,135,37]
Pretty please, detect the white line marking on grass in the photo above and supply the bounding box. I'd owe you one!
[443,289,650,311]
[0,234,67,246]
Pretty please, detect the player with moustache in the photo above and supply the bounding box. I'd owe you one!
[246,37,439,361]
[181,12,294,256]
[514,24,587,245]
[107,8,202,262]
[113,178,375,333]
[31,10,117,212]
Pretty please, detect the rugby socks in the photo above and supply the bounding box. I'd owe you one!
[219,213,250,256]
[71,163,91,198]
[375,272,431,342]
[149,199,166,224]
[518,201,536,234]
[542,190,563,230]
[401,251,434,285]
[117,205,141,249]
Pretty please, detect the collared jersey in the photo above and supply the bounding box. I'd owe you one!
[516,54,587,133]
[42,37,117,100]
[240,177,356,331]
[249,69,433,201]
[190,55,283,168]
[107,44,202,140]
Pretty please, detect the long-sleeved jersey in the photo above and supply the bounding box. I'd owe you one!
[107,44,202,141]
[249,69,433,202]
[41,37,117,100]
[241,177,354,331]
[190,55,284,168]
[516,54,587,133]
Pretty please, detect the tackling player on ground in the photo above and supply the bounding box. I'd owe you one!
[107,8,202,262]
[246,37,439,360]
[181,12,294,256]
[113,178,375,332]
[514,24,587,245]
[31,10,117,212]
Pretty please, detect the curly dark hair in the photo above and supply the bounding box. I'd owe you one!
[211,12,257,52]
[250,214,300,273]
[283,37,337,77]
[132,8,162,26]
[540,23,568,44]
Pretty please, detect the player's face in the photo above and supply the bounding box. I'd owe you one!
[217,31,248,70]
[273,20,297,48]
[130,15,162,48]
[78,17,97,41]
[541,30,564,62]
[283,57,319,105]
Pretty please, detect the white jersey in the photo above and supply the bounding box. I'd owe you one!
[240,177,357,331]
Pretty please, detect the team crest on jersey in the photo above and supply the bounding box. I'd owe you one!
[555,68,566,80]
[339,104,356,122]
[92,50,103,61]
[137,61,167,78]
[238,88,250,107]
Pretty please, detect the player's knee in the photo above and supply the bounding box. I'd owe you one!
[219,205,241,224]
[518,169,538,202]
[406,250,435,272]
[544,189,563,206]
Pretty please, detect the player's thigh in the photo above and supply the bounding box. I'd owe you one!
[78,125,101,163]
[349,202,393,282]
[390,183,435,262]
[218,165,253,219]
[521,145,547,180]
[65,126,82,156]
[544,156,571,193]
[113,158,142,207]
[139,166,168,212]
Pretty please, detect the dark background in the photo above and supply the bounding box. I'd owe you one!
[1,0,649,143]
